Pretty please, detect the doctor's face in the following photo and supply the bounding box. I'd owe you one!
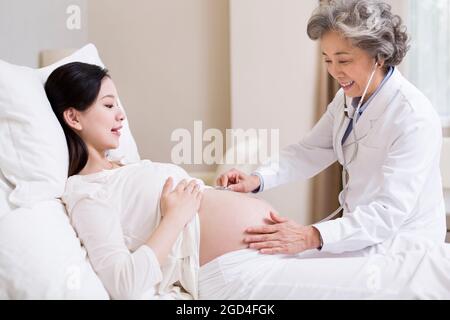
[321,31,384,99]
[67,77,126,152]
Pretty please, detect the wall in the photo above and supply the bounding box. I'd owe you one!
[385,0,409,75]
[0,0,87,67]
[87,0,231,173]
[229,0,319,224]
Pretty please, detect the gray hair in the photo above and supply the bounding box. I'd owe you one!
[307,0,409,66]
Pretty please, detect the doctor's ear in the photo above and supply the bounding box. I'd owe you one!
[376,59,385,68]
[63,108,82,131]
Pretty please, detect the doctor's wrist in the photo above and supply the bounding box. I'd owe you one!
[249,174,262,193]
[309,226,323,251]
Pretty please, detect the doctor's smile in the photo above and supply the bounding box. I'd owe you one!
[340,81,354,91]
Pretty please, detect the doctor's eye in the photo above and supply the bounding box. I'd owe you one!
[324,60,332,64]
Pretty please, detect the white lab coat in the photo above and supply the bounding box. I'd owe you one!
[254,69,447,254]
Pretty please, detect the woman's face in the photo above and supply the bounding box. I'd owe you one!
[321,31,384,99]
[71,77,126,152]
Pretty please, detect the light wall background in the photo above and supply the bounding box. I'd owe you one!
[88,0,231,174]
[229,0,318,223]
[0,0,88,67]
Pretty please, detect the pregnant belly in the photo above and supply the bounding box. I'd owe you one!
[197,189,277,266]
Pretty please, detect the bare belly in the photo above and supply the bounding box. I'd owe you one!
[197,189,277,266]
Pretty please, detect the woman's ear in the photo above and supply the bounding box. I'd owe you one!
[63,108,82,131]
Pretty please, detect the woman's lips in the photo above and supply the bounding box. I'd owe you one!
[111,130,121,137]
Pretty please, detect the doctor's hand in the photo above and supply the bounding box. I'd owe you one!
[216,168,261,193]
[244,212,322,255]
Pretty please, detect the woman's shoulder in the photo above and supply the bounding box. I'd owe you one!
[62,160,151,205]
[62,159,190,207]
[62,176,108,216]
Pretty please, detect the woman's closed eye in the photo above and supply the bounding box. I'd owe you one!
[105,104,114,109]
[324,60,351,65]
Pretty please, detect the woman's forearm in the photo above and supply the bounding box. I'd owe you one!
[145,212,186,265]
[146,178,201,265]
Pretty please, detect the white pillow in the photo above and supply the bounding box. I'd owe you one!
[38,43,140,166]
[0,60,68,209]
[0,200,109,299]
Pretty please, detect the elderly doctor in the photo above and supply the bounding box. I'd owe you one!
[217,0,446,256]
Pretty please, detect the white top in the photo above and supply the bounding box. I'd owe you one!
[61,159,202,300]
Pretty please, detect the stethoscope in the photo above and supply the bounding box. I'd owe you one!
[318,60,380,223]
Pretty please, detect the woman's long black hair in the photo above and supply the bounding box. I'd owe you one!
[45,62,110,177]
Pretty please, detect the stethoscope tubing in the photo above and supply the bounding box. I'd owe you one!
[319,62,379,223]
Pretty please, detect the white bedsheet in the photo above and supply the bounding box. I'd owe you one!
[199,238,450,300]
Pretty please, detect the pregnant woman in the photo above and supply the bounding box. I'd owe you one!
[48,61,281,299]
[48,62,450,300]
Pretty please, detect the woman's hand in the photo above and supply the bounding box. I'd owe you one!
[244,212,322,254]
[216,168,261,193]
[160,177,203,227]
[147,178,202,265]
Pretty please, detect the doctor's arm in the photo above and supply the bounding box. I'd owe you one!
[314,117,441,254]
[217,102,340,192]
[253,102,338,192]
